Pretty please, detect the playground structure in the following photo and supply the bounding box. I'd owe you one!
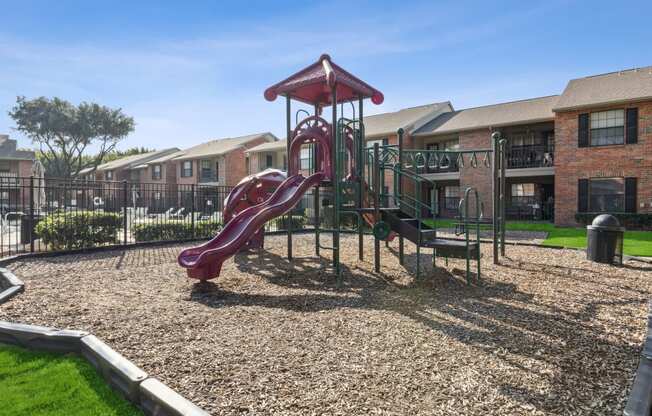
[178,54,507,283]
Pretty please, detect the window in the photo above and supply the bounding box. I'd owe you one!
[154,191,161,200]
[590,110,624,146]
[266,154,273,168]
[130,170,140,181]
[511,183,536,206]
[200,160,213,180]
[511,183,535,197]
[105,170,113,180]
[589,178,624,212]
[300,147,312,170]
[443,186,459,210]
[442,139,459,150]
[152,164,162,180]
[245,157,250,175]
[0,191,9,207]
[181,161,193,177]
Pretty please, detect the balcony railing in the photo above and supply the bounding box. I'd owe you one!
[0,172,19,186]
[506,145,554,169]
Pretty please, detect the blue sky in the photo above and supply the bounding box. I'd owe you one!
[1,0,651,151]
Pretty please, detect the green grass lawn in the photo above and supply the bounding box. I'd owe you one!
[423,219,652,257]
[0,344,142,416]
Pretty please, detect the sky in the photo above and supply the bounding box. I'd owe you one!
[1,0,651,152]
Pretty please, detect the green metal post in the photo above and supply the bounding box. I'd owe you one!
[500,138,506,257]
[331,87,341,282]
[491,132,500,264]
[397,128,405,266]
[358,97,364,261]
[416,177,421,280]
[286,95,293,261]
[373,143,380,273]
[314,104,320,258]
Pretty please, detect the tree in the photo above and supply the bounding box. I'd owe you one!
[103,146,155,163]
[9,96,135,178]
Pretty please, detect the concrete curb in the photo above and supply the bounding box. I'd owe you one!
[0,264,211,415]
[0,320,211,416]
[0,268,24,304]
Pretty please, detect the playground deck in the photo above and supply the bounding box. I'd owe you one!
[1,234,650,415]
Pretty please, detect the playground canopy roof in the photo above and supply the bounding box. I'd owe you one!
[264,54,384,106]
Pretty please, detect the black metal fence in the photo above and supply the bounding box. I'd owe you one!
[0,177,318,258]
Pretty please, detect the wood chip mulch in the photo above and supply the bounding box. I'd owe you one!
[1,234,651,415]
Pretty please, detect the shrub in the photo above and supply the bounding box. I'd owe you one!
[133,220,222,242]
[276,215,306,231]
[575,212,652,230]
[35,211,123,250]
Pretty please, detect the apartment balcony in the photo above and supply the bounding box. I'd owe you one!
[505,145,554,178]
[506,145,554,169]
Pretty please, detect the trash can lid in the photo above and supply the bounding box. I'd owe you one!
[587,214,625,231]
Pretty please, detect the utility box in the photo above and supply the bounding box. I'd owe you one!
[586,214,624,265]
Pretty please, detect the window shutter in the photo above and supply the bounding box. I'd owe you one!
[578,179,589,212]
[626,108,638,144]
[625,177,637,213]
[578,113,589,147]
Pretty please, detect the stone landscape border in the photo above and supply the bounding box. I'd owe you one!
[0,267,24,303]
[0,268,210,416]
[625,303,652,416]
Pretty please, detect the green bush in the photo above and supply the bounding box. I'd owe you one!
[575,212,652,230]
[133,220,222,242]
[35,211,123,250]
[276,215,306,230]
[320,206,357,229]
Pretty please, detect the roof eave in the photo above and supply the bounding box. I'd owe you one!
[413,116,555,137]
[553,95,652,112]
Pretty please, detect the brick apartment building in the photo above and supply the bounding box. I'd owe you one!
[552,68,652,226]
[0,134,37,212]
[408,67,652,226]
[174,132,277,187]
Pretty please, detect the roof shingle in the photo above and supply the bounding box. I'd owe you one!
[554,66,652,111]
[174,132,277,161]
[363,102,452,138]
[414,96,558,136]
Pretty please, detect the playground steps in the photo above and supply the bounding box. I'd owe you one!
[381,209,479,259]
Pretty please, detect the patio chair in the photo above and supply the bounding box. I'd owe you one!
[148,207,174,219]
[169,207,186,220]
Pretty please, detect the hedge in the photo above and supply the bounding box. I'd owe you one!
[35,211,123,250]
[575,212,652,230]
[133,220,222,242]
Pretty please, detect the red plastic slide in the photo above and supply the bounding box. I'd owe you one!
[178,171,325,280]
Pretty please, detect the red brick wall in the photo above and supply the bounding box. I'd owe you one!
[554,101,652,226]
[224,136,270,187]
[458,129,494,217]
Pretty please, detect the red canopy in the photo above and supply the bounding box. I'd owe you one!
[264,54,384,106]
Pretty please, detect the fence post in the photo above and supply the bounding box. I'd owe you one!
[122,180,128,245]
[191,184,196,239]
[29,176,35,253]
